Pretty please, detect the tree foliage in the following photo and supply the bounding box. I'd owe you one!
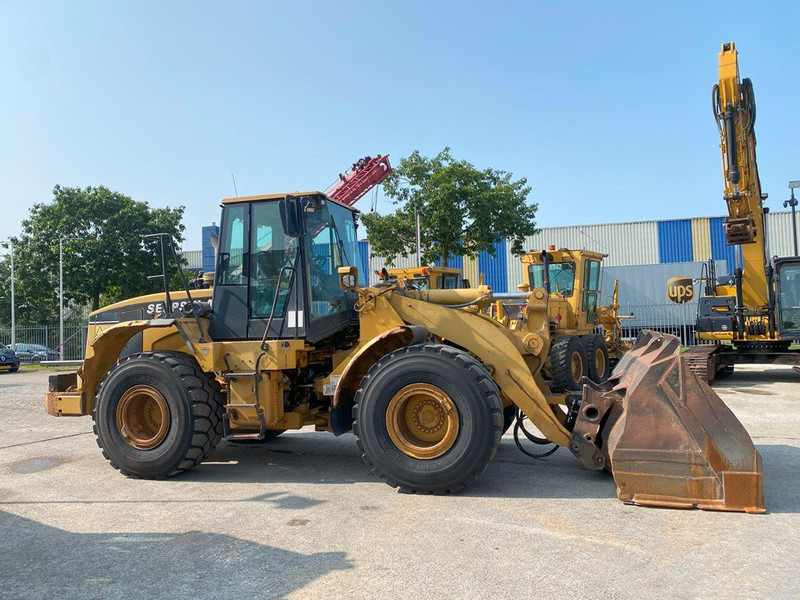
[361,148,537,267]
[0,185,184,325]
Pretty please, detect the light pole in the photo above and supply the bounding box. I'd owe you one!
[59,237,64,357]
[786,181,800,257]
[58,236,80,358]
[1,239,14,349]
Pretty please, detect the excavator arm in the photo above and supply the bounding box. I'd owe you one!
[714,42,769,309]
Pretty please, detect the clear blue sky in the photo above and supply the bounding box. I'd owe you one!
[1,1,797,250]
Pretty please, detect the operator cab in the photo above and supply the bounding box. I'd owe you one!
[775,257,800,339]
[209,192,360,344]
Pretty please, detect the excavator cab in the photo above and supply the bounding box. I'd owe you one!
[209,192,360,344]
[775,257,800,339]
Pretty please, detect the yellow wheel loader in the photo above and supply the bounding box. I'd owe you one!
[45,191,764,512]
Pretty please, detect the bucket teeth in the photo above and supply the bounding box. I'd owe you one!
[570,331,765,513]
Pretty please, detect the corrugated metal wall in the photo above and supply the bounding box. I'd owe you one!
[357,241,370,286]
[462,255,479,287]
[708,216,738,274]
[201,225,219,272]
[478,240,508,292]
[433,254,464,270]
[767,211,800,258]
[691,218,711,262]
[505,221,660,291]
[657,219,693,263]
[180,250,203,270]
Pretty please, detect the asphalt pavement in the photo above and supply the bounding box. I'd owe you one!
[1,366,798,600]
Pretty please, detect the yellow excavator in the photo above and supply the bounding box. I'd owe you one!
[687,42,800,381]
[45,190,764,512]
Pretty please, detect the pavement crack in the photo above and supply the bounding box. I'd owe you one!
[0,431,93,450]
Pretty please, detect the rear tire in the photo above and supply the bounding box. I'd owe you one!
[353,344,503,494]
[549,336,587,392]
[92,351,224,479]
[584,334,610,383]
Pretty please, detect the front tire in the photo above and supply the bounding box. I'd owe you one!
[353,344,503,494]
[549,335,587,392]
[92,352,224,479]
[584,334,610,383]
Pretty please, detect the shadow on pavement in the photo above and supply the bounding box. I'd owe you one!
[0,509,352,600]
[182,432,616,500]
[712,367,799,389]
[758,444,800,514]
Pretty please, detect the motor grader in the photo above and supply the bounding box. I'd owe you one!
[45,191,764,512]
[496,247,632,393]
[379,266,468,290]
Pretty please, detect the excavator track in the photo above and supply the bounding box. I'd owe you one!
[683,344,720,382]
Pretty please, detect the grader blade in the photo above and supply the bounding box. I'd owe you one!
[570,331,765,513]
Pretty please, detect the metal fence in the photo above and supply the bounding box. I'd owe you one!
[0,324,88,362]
[615,303,708,346]
[499,301,705,346]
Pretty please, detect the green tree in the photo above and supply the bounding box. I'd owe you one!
[361,148,537,267]
[0,185,185,324]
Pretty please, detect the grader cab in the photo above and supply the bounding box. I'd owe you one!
[45,191,764,512]
[379,266,467,291]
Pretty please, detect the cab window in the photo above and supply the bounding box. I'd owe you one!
[778,262,800,335]
[217,204,246,285]
[442,273,459,289]
[529,262,575,296]
[304,201,358,321]
[583,260,601,324]
[249,202,296,319]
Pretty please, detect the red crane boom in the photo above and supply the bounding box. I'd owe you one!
[326,154,392,207]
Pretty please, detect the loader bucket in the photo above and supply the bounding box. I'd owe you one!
[569,331,765,513]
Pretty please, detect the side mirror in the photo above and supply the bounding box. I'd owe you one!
[280,195,304,237]
[338,266,359,291]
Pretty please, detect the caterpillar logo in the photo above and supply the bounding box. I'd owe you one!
[666,276,694,304]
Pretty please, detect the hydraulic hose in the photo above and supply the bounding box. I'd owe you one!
[512,408,559,460]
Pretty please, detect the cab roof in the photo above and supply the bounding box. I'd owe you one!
[221,191,358,212]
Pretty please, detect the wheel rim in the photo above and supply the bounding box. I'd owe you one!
[386,383,459,460]
[571,351,583,383]
[594,347,606,378]
[116,385,170,450]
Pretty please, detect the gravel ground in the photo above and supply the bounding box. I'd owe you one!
[0,365,798,600]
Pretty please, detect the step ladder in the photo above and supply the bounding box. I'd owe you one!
[222,370,267,441]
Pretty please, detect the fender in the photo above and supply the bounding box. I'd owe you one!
[329,325,428,435]
[46,319,180,416]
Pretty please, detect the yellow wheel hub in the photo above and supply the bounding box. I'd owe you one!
[594,348,606,377]
[386,383,460,460]
[116,385,170,450]
[571,351,584,383]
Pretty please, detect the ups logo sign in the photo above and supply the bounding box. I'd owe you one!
[667,276,694,304]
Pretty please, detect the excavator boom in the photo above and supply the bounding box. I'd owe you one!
[714,42,768,308]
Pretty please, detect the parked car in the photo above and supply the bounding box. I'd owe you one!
[13,343,60,363]
[0,343,20,372]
